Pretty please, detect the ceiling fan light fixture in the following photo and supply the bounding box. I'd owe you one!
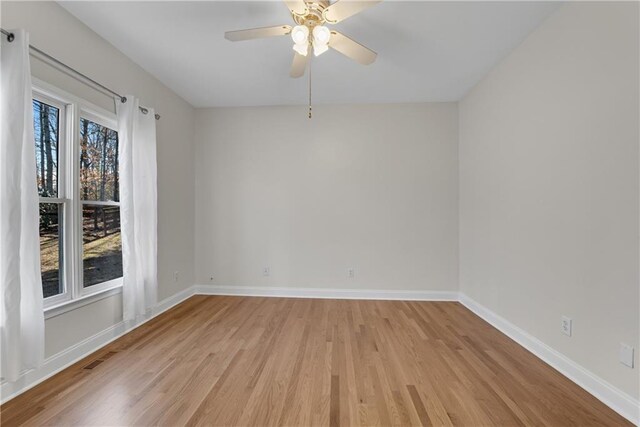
[225,0,383,118]
[313,42,329,56]
[312,25,330,56]
[291,25,309,44]
[293,42,309,56]
[312,25,331,45]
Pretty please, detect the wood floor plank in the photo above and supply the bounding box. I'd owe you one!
[0,296,632,426]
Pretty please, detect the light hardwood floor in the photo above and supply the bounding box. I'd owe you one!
[0,295,632,426]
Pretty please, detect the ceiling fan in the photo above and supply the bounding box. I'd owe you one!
[224,0,381,79]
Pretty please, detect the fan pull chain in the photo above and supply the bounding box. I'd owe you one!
[308,58,312,119]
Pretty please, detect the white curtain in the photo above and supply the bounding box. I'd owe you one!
[0,29,45,382]
[116,97,158,322]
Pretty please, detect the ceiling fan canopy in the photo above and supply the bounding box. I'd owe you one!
[224,0,381,78]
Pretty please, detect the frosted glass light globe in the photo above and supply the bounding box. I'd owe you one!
[293,42,309,56]
[313,43,329,56]
[313,25,331,45]
[291,25,309,44]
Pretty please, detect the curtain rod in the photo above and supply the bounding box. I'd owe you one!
[1,28,160,120]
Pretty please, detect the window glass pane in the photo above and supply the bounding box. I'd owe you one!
[33,100,59,198]
[40,203,63,298]
[83,205,122,287]
[80,118,119,202]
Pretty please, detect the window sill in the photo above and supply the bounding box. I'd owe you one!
[44,285,123,320]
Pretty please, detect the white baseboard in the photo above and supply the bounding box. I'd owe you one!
[459,293,639,426]
[3,285,637,425]
[194,284,459,301]
[0,285,196,404]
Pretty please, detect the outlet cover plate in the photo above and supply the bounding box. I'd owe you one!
[620,343,634,368]
[561,316,572,336]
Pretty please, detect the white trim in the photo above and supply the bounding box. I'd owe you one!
[38,197,66,204]
[0,285,195,404]
[32,77,116,122]
[80,200,120,206]
[78,108,117,134]
[80,276,123,297]
[194,284,459,301]
[44,285,122,319]
[459,293,640,426]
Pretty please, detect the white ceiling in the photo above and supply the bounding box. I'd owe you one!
[59,1,560,108]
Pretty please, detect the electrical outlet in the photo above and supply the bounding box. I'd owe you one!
[262,267,270,277]
[173,271,179,283]
[620,343,634,368]
[347,267,355,278]
[561,316,572,336]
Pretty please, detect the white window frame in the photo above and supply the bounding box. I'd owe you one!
[76,108,122,297]
[33,91,70,308]
[33,79,123,316]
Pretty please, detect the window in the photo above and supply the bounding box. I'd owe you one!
[33,96,66,303]
[32,83,123,310]
[79,117,122,288]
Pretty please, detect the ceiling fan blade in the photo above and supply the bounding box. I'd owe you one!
[225,25,292,42]
[323,0,382,23]
[283,0,308,15]
[328,31,377,65]
[290,52,309,78]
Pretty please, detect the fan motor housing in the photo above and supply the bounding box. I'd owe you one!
[292,0,330,26]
